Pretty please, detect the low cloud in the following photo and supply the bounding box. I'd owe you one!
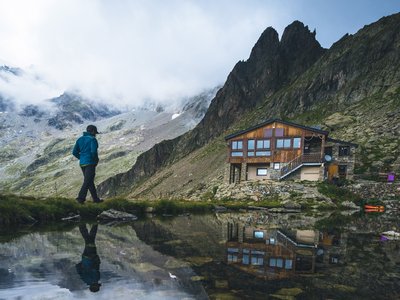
[0,1,398,108]
[0,0,287,108]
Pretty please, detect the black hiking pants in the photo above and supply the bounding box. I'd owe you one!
[77,164,100,202]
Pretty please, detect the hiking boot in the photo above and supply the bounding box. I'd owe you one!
[76,198,85,204]
[93,199,104,203]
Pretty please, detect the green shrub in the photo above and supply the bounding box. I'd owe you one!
[317,182,361,204]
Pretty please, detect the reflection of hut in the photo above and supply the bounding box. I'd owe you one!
[317,231,348,266]
[226,223,318,279]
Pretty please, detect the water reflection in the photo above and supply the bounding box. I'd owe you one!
[226,223,317,279]
[225,222,354,282]
[0,210,399,299]
[76,224,101,293]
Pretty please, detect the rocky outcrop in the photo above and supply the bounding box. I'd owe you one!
[98,137,180,196]
[47,92,121,129]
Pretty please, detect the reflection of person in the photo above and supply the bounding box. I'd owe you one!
[72,125,103,204]
[76,224,101,293]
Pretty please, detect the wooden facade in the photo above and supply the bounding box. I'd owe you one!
[225,119,356,183]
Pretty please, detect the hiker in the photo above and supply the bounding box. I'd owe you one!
[76,223,102,293]
[73,125,103,203]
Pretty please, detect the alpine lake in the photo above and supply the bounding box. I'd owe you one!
[0,204,399,300]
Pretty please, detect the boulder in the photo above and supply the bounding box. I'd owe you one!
[97,209,137,221]
[283,201,302,209]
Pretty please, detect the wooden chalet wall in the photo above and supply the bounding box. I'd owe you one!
[227,121,326,164]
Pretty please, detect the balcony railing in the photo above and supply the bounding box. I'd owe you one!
[280,152,322,179]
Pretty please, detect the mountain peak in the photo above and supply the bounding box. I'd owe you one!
[282,21,314,44]
[281,20,322,51]
[248,27,279,62]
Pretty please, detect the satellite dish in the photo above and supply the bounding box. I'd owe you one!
[324,155,332,162]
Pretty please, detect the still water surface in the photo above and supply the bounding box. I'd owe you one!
[0,209,399,300]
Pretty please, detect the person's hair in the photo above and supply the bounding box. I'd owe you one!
[89,283,101,292]
[86,125,99,135]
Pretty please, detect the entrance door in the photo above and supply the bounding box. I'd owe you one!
[327,164,338,181]
[229,164,242,183]
[338,165,347,179]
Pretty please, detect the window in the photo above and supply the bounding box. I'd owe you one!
[256,151,271,157]
[227,247,239,262]
[269,257,283,268]
[257,139,270,149]
[285,259,293,269]
[254,231,264,239]
[247,139,255,150]
[339,146,350,156]
[251,251,265,266]
[251,256,264,266]
[242,254,250,265]
[273,163,280,170]
[264,128,273,137]
[256,139,271,157]
[275,128,284,137]
[231,151,243,157]
[231,140,243,157]
[227,254,238,262]
[276,138,291,149]
[232,140,243,150]
[324,146,333,156]
[276,258,283,268]
[269,258,276,267]
[257,168,268,176]
[339,165,347,177]
[247,139,255,157]
[293,137,301,149]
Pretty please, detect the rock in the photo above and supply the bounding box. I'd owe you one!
[214,279,229,289]
[324,112,354,130]
[61,213,81,221]
[340,201,359,210]
[247,206,269,211]
[214,205,227,212]
[184,256,213,266]
[190,276,205,282]
[283,201,302,209]
[145,206,155,213]
[270,287,303,300]
[97,209,138,221]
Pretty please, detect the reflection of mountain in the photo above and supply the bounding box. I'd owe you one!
[0,224,208,299]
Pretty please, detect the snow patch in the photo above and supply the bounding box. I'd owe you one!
[171,113,181,120]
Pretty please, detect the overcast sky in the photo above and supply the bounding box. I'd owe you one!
[0,0,398,108]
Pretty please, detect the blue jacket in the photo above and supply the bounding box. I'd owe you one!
[72,132,99,166]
